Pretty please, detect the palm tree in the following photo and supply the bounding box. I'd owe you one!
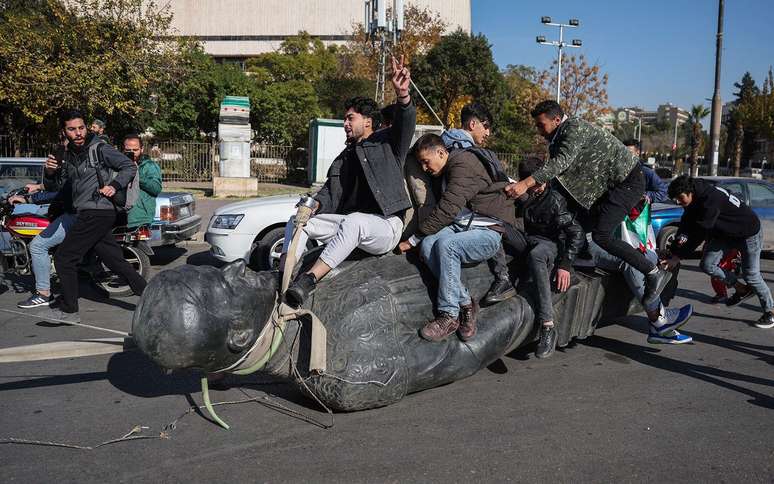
[688,105,710,176]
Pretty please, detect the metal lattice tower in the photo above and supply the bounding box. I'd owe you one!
[365,0,404,104]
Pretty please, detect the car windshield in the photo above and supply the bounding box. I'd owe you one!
[0,163,43,198]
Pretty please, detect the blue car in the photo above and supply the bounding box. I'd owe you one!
[651,176,774,251]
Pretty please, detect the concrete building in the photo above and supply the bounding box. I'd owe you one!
[656,103,690,127]
[611,103,689,129]
[164,0,471,62]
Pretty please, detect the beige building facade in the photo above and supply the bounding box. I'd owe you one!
[165,0,472,59]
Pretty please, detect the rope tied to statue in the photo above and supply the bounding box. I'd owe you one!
[200,200,330,429]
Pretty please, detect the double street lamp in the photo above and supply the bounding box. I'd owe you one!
[536,17,582,103]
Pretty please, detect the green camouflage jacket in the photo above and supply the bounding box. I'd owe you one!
[531,117,638,209]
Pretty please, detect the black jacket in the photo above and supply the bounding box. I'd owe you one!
[522,185,585,270]
[314,102,416,217]
[44,134,137,212]
[670,178,760,257]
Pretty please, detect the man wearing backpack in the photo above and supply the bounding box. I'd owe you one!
[40,110,146,322]
[440,102,525,304]
[400,133,519,342]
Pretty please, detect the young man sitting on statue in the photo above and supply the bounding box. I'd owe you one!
[516,158,585,359]
[282,56,416,308]
[397,133,519,342]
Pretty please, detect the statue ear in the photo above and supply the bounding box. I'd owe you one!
[222,259,246,281]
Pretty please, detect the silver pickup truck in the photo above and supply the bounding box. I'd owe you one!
[0,157,201,246]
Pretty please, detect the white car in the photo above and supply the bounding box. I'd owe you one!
[205,194,313,270]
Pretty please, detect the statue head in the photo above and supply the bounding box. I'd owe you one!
[132,260,278,372]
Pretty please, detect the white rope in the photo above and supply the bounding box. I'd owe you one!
[0,308,130,337]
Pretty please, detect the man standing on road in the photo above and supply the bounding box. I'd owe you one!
[123,134,162,229]
[663,175,774,329]
[281,56,416,308]
[505,100,672,309]
[40,110,146,323]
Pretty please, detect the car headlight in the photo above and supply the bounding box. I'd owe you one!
[212,214,244,229]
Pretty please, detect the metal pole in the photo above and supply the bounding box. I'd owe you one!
[556,26,563,102]
[637,117,642,142]
[673,112,679,168]
[708,0,724,176]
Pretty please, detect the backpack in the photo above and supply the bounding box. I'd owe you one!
[465,146,510,183]
[87,140,139,211]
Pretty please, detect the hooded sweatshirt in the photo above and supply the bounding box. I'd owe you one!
[441,128,475,150]
[671,178,760,257]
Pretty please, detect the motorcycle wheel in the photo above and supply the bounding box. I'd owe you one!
[92,245,150,298]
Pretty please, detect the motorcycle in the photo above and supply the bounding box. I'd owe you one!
[0,187,152,298]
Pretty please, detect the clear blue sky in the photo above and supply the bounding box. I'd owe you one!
[471,0,774,112]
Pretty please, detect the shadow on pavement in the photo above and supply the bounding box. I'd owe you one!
[150,246,187,266]
[582,335,774,409]
[675,287,715,304]
[681,330,773,363]
[693,311,758,326]
[186,249,224,267]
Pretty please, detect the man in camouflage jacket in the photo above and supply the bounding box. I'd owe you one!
[505,100,671,309]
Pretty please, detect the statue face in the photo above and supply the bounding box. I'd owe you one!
[132,260,278,372]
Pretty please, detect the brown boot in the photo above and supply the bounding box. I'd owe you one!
[420,312,460,342]
[458,300,479,341]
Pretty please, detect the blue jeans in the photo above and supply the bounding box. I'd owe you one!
[700,229,774,311]
[588,239,660,312]
[420,224,502,317]
[29,213,76,292]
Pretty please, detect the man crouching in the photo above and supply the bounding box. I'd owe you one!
[282,56,415,307]
[401,133,518,342]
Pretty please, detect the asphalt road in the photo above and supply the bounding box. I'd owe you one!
[0,245,772,483]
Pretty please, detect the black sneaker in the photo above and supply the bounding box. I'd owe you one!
[284,272,317,308]
[17,292,51,309]
[726,285,754,307]
[535,324,557,359]
[754,312,774,329]
[483,278,517,305]
[643,268,672,310]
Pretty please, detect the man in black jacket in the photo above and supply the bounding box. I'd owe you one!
[518,158,585,358]
[663,175,774,329]
[40,110,146,322]
[283,57,415,307]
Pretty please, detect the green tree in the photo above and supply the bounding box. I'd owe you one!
[411,30,506,127]
[0,0,178,140]
[246,33,333,145]
[725,71,761,174]
[688,105,710,176]
[149,43,257,139]
[488,64,548,155]
[246,32,338,84]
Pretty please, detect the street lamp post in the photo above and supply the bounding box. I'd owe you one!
[536,17,581,103]
[708,0,725,176]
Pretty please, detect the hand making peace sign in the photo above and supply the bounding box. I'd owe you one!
[391,55,411,103]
